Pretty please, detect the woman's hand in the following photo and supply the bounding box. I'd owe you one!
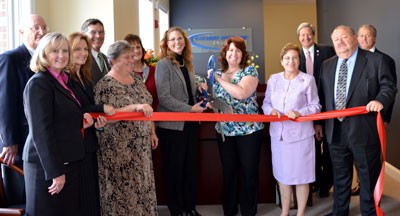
[270,109,281,118]
[287,110,301,119]
[137,104,153,117]
[151,133,159,150]
[83,113,94,128]
[48,174,65,195]
[104,104,115,116]
[94,115,107,128]
[191,101,207,113]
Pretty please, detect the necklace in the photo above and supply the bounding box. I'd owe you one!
[178,59,185,67]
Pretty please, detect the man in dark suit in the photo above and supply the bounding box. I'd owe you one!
[297,22,335,198]
[81,18,111,86]
[319,25,397,216]
[0,14,48,205]
[349,24,398,196]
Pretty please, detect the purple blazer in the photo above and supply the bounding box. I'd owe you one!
[262,72,321,142]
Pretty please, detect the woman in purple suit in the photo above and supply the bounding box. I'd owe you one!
[262,43,321,216]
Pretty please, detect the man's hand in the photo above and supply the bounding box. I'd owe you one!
[0,145,18,165]
[314,125,323,141]
[366,100,383,112]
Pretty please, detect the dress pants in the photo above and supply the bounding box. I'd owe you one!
[158,122,199,216]
[328,120,381,216]
[217,130,263,216]
[24,160,82,216]
[315,134,333,194]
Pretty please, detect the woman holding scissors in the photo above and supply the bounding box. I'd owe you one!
[208,36,264,216]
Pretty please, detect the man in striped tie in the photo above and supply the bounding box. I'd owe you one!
[318,25,397,216]
[81,18,111,85]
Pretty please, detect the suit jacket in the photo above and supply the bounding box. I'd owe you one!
[0,44,34,155]
[155,57,197,131]
[319,48,397,145]
[91,53,111,87]
[23,70,85,180]
[375,48,397,123]
[69,72,104,153]
[300,43,335,88]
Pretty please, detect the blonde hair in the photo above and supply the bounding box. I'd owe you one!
[30,32,72,73]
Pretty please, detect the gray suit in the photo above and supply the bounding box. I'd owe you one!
[155,57,197,131]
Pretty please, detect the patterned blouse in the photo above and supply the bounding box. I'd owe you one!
[213,66,264,136]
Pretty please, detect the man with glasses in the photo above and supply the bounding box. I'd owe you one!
[81,18,110,85]
[0,14,48,206]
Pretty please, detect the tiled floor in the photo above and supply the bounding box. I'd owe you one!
[158,169,400,215]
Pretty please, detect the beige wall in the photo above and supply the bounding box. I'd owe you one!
[34,0,139,53]
[263,1,317,82]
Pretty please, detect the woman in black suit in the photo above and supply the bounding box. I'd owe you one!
[67,32,113,216]
[23,32,98,216]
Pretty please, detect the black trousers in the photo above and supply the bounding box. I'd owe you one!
[314,134,333,194]
[217,130,263,216]
[158,122,199,216]
[329,120,381,216]
[24,160,82,216]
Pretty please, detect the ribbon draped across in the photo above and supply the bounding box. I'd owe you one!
[91,106,385,216]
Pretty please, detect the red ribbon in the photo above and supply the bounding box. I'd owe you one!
[91,106,385,215]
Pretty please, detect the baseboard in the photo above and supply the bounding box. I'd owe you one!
[385,162,400,183]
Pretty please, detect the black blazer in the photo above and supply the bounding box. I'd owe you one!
[0,44,34,155]
[375,48,397,123]
[91,53,111,86]
[319,48,397,145]
[69,72,104,153]
[23,70,85,180]
[299,43,335,88]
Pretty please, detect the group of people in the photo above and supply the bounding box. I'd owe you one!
[0,13,397,216]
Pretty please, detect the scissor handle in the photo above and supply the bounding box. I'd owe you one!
[208,55,216,85]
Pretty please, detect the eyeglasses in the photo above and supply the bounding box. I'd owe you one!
[168,37,184,42]
[87,30,105,35]
[30,25,49,33]
[282,56,299,61]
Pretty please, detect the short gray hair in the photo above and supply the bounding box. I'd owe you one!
[297,22,315,36]
[106,40,132,66]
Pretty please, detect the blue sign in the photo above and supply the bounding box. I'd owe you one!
[186,28,252,53]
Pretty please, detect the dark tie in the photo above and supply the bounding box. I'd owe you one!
[98,53,107,74]
[306,50,313,75]
[336,59,348,121]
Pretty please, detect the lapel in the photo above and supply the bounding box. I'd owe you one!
[172,61,188,95]
[43,71,81,108]
[347,49,366,103]
[327,57,338,107]
[313,44,320,71]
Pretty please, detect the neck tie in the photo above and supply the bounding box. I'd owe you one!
[336,59,348,121]
[98,53,107,75]
[306,50,313,75]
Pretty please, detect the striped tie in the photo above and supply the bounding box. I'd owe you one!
[98,53,107,75]
[335,59,348,121]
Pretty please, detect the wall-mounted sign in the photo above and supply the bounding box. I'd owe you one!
[186,28,252,53]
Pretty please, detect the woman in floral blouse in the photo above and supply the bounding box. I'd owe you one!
[209,36,264,216]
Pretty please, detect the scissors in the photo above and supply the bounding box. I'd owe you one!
[201,55,233,114]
